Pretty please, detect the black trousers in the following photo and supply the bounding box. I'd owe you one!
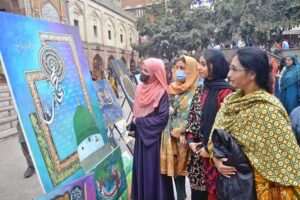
[191,189,208,200]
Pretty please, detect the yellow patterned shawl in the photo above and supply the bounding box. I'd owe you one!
[210,90,300,186]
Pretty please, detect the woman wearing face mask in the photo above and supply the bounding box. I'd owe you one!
[160,56,199,200]
[131,58,169,200]
[279,53,300,114]
[211,47,300,199]
[185,49,235,200]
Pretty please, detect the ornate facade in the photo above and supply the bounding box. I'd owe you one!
[69,0,138,79]
[0,0,138,81]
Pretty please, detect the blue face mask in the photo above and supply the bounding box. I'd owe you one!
[176,70,186,83]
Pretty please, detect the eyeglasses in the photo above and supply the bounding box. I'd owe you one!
[229,65,246,72]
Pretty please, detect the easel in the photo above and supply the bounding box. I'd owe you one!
[109,89,135,156]
[108,59,137,156]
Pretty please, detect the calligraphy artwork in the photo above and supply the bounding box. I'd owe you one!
[0,12,108,192]
[36,174,96,200]
[92,146,127,200]
[110,59,136,110]
[93,80,123,128]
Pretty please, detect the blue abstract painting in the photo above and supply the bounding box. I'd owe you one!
[0,12,109,192]
[93,80,123,128]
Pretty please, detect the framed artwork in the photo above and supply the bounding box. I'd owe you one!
[36,174,96,200]
[92,146,127,200]
[93,80,123,128]
[0,12,108,192]
[119,151,133,200]
[110,59,135,110]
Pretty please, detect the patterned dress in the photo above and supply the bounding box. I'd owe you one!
[210,90,300,199]
[160,84,197,176]
[185,84,232,194]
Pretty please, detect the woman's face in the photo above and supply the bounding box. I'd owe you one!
[172,60,186,81]
[141,63,148,74]
[227,55,253,90]
[198,56,210,79]
[175,60,186,72]
[285,57,293,67]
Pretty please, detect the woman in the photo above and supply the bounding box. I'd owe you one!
[212,47,300,199]
[131,58,169,200]
[185,49,234,200]
[160,56,199,200]
[279,54,300,114]
[108,69,119,98]
[270,58,279,96]
[278,57,286,74]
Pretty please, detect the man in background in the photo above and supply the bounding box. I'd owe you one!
[17,122,35,178]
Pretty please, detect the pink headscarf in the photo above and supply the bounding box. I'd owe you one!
[133,58,168,118]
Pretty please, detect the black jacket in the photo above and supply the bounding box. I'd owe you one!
[212,129,257,200]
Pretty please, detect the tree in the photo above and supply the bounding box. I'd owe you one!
[212,0,300,44]
[134,0,214,60]
[133,0,300,58]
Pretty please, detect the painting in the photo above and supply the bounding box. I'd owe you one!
[110,59,135,110]
[36,174,96,200]
[0,12,109,192]
[92,146,127,200]
[73,105,112,174]
[92,80,123,128]
[119,151,133,200]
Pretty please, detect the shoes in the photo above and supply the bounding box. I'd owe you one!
[24,166,35,178]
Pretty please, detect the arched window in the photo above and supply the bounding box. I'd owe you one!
[42,2,60,23]
[130,58,136,75]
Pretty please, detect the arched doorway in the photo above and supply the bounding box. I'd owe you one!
[107,55,119,97]
[92,54,104,80]
[130,58,136,75]
[108,55,115,72]
[121,57,127,68]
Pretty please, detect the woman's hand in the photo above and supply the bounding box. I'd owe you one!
[171,127,183,138]
[213,157,237,178]
[179,135,187,147]
[198,147,209,158]
[189,142,202,153]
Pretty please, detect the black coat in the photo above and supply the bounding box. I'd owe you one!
[212,129,257,200]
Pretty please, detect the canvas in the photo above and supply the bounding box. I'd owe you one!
[110,59,135,110]
[92,80,123,128]
[36,174,96,200]
[0,12,109,192]
[119,151,133,200]
[92,146,127,200]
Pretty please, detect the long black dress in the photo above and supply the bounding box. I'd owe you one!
[131,92,169,200]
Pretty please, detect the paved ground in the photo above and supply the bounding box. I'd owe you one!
[0,135,43,200]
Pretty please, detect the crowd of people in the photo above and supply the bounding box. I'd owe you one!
[130,47,300,200]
